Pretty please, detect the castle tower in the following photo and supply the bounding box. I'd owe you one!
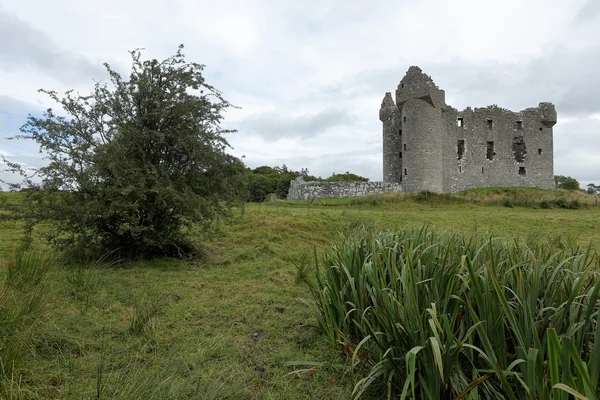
[394,66,447,192]
[379,92,401,182]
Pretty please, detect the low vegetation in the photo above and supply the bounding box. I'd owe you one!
[1,188,600,399]
[308,227,600,398]
[0,251,54,391]
[339,187,594,210]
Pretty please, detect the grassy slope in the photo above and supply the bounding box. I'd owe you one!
[1,190,599,399]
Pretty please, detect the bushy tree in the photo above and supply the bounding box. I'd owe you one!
[247,171,278,202]
[246,165,298,202]
[554,175,580,190]
[586,183,600,195]
[3,46,246,259]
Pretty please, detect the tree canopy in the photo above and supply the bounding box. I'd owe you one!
[3,46,246,259]
[586,183,600,195]
[554,175,580,191]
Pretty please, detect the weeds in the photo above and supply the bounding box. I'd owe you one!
[75,346,204,400]
[66,264,101,309]
[291,253,313,285]
[64,255,115,313]
[129,294,166,337]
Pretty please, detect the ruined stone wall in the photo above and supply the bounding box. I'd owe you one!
[443,105,555,192]
[287,178,402,200]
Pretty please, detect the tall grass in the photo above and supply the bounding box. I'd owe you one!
[128,294,166,336]
[0,250,54,396]
[344,188,594,209]
[309,226,600,399]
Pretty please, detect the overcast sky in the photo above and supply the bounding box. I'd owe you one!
[1,0,599,188]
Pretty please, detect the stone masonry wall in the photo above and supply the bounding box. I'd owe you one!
[443,105,555,192]
[287,177,402,200]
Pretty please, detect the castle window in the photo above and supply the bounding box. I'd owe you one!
[401,83,404,88]
[482,167,484,174]
[399,129,402,136]
[459,165,462,173]
[457,139,465,160]
[486,141,495,160]
[404,168,407,176]
[403,143,407,151]
[512,136,527,162]
[399,152,402,159]
[457,118,464,127]
[487,119,493,129]
[403,116,407,123]
[519,167,526,175]
[539,127,543,131]
[538,148,542,155]
[399,175,402,182]
[516,121,523,129]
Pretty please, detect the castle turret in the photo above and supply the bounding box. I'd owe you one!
[396,66,447,110]
[395,66,445,192]
[380,92,402,183]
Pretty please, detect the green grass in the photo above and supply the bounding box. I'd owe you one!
[0,189,599,399]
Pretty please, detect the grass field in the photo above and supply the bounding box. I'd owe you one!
[1,189,599,399]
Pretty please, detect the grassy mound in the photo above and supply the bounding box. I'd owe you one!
[338,187,595,209]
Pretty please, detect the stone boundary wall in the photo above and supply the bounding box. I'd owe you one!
[287,177,402,200]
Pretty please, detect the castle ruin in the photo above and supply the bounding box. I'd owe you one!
[287,66,556,200]
[381,66,556,192]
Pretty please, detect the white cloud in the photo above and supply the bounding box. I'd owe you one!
[0,0,599,184]
[0,148,14,158]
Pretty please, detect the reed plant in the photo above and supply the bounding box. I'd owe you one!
[310,226,600,399]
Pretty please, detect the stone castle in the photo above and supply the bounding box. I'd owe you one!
[381,66,556,192]
[287,66,556,200]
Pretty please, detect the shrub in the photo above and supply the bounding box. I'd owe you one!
[554,175,580,190]
[412,191,464,204]
[413,190,436,202]
[554,198,568,208]
[308,227,600,399]
[4,46,246,260]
